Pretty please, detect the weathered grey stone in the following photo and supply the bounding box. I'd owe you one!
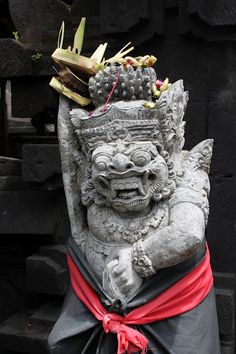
[53,192,71,244]
[214,274,235,354]
[188,0,236,26]
[221,344,234,354]
[11,78,58,118]
[100,0,148,33]
[207,218,236,273]
[39,244,67,269]
[214,272,235,290]
[0,176,31,190]
[58,80,213,300]
[215,288,234,341]
[0,156,22,176]
[22,144,61,182]
[0,191,57,234]
[0,39,32,77]
[0,311,51,354]
[8,0,72,53]
[26,255,68,295]
[31,55,55,76]
[184,103,208,150]
[208,103,236,160]
[208,43,236,104]
[0,279,22,323]
[71,0,100,23]
[30,303,61,326]
[179,1,236,41]
[49,62,220,352]
[209,160,236,220]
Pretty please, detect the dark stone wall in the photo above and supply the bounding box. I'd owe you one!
[0,1,236,353]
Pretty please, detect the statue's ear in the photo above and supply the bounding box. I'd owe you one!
[182,139,213,174]
[58,95,87,244]
[158,80,188,154]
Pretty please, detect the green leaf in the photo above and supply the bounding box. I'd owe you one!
[73,17,86,55]
[57,21,65,49]
[90,43,108,64]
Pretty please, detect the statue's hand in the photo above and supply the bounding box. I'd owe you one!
[105,248,142,298]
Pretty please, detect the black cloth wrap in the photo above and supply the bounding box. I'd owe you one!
[48,237,221,354]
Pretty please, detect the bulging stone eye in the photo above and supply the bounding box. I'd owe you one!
[131,151,151,167]
[94,156,111,171]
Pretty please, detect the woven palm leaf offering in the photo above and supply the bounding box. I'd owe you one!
[50,18,171,109]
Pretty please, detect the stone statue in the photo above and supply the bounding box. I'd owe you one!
[48,78,220,353]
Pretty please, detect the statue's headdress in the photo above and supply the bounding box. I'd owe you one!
[69,80,188,156]
[50,19,189,158]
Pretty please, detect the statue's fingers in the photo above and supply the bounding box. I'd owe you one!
[112,263,127,276]
[107,259,119,271]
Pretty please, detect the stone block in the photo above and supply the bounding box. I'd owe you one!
[30,302,61,326]
[221,344,234,354]
[208,43,236,104]
[8,0,72,53]
[0,156,22,176]
[188,0,236,26]
[215,288,234,341]
[156,40,208,105]
[208,102,236,160]
[31,55,55,76]
[214,272,235,291]
[26,255,68,295]
[0,279,22,323]
[0,191,57,234]
[209,179,236,220]
[0,176,31,190]
[100,0,148,33]
[39,244,67,269]
[209,159,236,220]
[179,1,236,41]
[53,192,71,244]
[207,218,236,273]
[183,103,208,151]
[22,144,61,182]
[214,273,235,353]
[0,39,32,77]
[0,311,51,354]
[71,0,100,22]
[42,174,64,191]
[11,78,58,118]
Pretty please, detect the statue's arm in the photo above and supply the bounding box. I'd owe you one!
[132,139,213,276]
[140,200,205,271]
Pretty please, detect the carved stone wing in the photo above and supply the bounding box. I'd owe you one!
[172,139,214,224]
[182,139,213,174]
[58,96,87,248]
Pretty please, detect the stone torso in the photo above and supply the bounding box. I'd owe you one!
[86,201,169,280]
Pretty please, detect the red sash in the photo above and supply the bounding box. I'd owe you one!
[67,246,213,354]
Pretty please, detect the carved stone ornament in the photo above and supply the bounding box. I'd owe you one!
[57,80,213,300]
[47,77,221,354]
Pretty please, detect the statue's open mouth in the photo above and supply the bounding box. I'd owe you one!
[94,171,156,204]
[111,176,146,201]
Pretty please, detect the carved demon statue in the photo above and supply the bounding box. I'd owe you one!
[48,81,220,354]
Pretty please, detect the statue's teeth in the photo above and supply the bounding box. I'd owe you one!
[118,190,138,199]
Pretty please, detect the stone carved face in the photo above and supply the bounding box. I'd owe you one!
[91,140,168,213]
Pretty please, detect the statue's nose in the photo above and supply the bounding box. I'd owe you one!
[110,153,134,172]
